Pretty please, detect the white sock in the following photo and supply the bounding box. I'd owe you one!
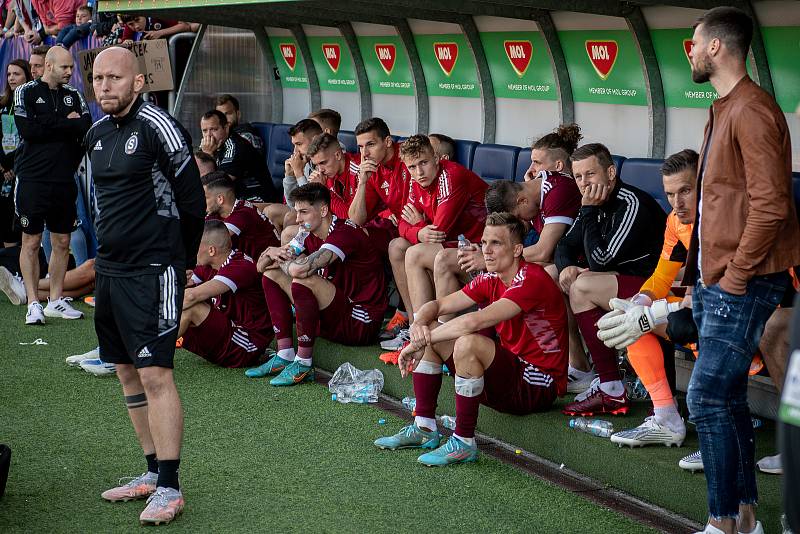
[277,348,295,361]
[654,406,685,434]
[455,376,484,397]
[568,365,593,378]
[599,380,624,397]
[454,433,476,446]
[294,355,312,366]
[415,416,437,432]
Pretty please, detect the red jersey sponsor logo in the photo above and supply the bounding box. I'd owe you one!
[433,42,458,76]
[683,39,693,65]
[375,44,396,75]
[585,40,618,80]
[280,43,297,71]
[504,40,533,77]
[323,43,341,73]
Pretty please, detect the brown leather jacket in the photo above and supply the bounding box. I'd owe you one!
[684,76,800,293]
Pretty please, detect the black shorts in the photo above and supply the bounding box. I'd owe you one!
[95,265,184,368]
[14,180,78,235]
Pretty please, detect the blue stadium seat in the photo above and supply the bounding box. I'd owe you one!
[338,130,357,154]
[612,154,626,175]
[618,158,670,213]
[268,123,293,190]
[392,135,407,145]
[251,122,274,161]
[454,139,479,169]
[515,148,532,182]
[471,144,520,182]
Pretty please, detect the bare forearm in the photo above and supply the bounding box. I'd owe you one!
[349,185,368,225]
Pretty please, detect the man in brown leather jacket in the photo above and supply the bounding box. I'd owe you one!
[683,7,800,534]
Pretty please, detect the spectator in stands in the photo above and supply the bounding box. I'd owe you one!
[55,4,91,49]
[194,149,216,177]
[215,94,264,155]
[0,59,31,248]
[120,14,190,42]
[89,10,117,40]
[391,135,488,361]
[179,220,273,368]
[31,0,81,39]
[14,45,91,325]
[13,0,43,44]
[202,171,279,260]
[199,109,276,202]
[375,212,568,466]
[428,133,455,161]
[681,8,800,534]
[28,44,48,79]
[305,133,359,219]
[248,183,387,382]
[283,118,322,207]
[308,108,341,137]
[555,143,666,416]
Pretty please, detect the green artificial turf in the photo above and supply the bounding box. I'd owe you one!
[0,300,658,533]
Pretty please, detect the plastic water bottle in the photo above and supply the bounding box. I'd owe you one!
[569,418,613,438]
[438,415,456,430]
[288,224,311,256]
[0,181,11,198]
[401,396,416,412]
[457,234,482,281]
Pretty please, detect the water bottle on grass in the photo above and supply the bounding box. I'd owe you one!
[569,418,613,437]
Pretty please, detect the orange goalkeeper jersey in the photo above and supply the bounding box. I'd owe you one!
[639,212,692,300]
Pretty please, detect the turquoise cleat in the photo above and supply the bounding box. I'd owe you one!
[374,423,441,450]
[417,435,478,466]
[270,360,314,386]
[245,351,292,378]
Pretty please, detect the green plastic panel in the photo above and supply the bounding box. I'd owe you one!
[356,35,415,96]
[479,31,557,101]
[761,27,800,113]
[413,33,480,98]
[306,35,358,93]
[268,35,309,89]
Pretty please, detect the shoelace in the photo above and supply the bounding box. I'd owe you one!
[576,378,601,401]
[117,473,152,487]
[146,488,171,506]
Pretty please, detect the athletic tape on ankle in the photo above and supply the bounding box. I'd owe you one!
[414,360,442,375]
[125,392,148,409]
[455,376,484,397]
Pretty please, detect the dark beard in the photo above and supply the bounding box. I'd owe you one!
[691,56,713,84]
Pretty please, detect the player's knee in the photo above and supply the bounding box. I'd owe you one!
[115,363,139,386]
[404,243,425,268]
[291,276,317,289]
[433,249,457,278]
[139,367,173,397]
[453,335,482,364]
[281,224,298,245]
[388,238,409,264]
[568,274,591,303]
[282,209,296,229]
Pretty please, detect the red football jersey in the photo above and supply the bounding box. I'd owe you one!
[399,160,488,244]
[354,147,412,220]
[461,261,569,394]
[192,251,273,340]
[326,153,360,219]
[532,171,581,234]
[304,217,388,322]
[208,200,280,260]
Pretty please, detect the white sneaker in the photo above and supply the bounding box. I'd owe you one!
[756,453,782,475]
[574,376,600,402]
[80,358,116,376]
[66,347,100,367]
[0,266,26,305]
[44,297,84,319]
[567,366,595,393]
[679,450,704,472]
[610,416,686,447]
[380,327,410,351]
[740,521,764,534]
[25,301,45,325]
[695,524,725,534]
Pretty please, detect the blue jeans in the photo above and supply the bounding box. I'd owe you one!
[55,23,91,49]
[687,272,789,519]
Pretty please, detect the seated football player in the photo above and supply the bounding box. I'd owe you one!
[308,108,342,137]
[374,212,568,466]
[194,150,217,177]
[179,220,274,368]
[247,183,388,384]
[305,133,359,219]
[0,257,95,305]
[202,171,280,260]
[215,94,265,156]
[555,143,666,416]
[428,133,455,161]
[385,135,487,358]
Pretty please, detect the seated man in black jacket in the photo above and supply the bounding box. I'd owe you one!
[199,109,276,202]
[554,143,666,416]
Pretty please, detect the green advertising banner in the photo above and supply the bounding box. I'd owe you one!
[268,36,309,89]
[558,30,647,106]
[413,34,480,98]
[761,27,800,113]
[306,36,358,93]
[356,35,414,96]
[651,29,717,108]
[479,31,557,100]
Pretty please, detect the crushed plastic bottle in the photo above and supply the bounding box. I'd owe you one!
[625,376,650,401]
[328,362,384,403]
[569,418,613,438]
[438,415,456,430]
[401,396,416,412]
[457,234,483,282]
[751,416,763,429]
[287,223,311,256]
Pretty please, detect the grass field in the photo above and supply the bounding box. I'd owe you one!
[0,298,786,532]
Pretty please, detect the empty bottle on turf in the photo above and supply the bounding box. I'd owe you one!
[569,418,613,437]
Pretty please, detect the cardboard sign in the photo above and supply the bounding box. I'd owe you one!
[433,42,458,76]
[375,43,396,75]
[280,43,297,70]
[79,40,174,101]
[504,40,532,77]
[585,40,618,80]
[322,43,341,72]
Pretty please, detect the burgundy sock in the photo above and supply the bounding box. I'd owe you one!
[291,282,319,358]
[574,307,621,383]
[262,276,293,345]
[412,372,443,419]
[454,391,481,438]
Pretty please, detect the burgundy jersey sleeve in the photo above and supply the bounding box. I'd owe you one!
[540,173,581,227]
[223,208,247,236]
[321,219,364,262]
[460,273,492,307]
[192,264,214,285]
[214,258,258,294]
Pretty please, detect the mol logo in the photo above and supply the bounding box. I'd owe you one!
[322,43,341,73]
[375,44,396,75]
[683,38,693,65]
[433,42,458,76]
[280,43,297,71]
[585,40,619,80]
[504,40,533,77]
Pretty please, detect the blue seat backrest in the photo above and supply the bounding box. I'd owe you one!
[454,139,479,169]
[471,144,520,182]
[612,154,626,176]
[619,158,670,213]
[268,124,294,188]
[392,135,407,145]
[515,147,532,182]
[338,130,358,154]
[251,122,274,161]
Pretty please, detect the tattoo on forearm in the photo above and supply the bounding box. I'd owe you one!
[288,248,337,276]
